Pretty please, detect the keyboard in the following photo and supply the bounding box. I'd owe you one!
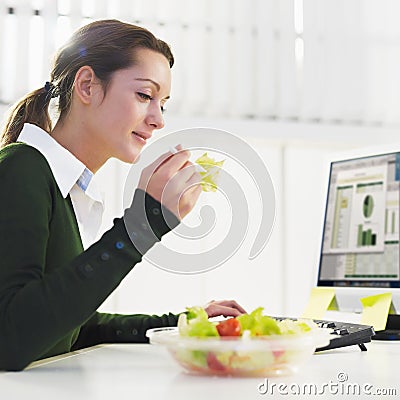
[272,317,375,352]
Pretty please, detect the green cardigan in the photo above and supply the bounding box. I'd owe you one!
[0,143,180,371]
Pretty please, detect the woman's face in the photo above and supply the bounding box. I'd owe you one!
[88,48,171,164]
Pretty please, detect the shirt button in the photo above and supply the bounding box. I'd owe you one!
[115,241,124,249]
[152,208,160,215]
[85,264,93,272]
[141,222,148,231]
[100,252,110,261]
[79,263,94,278]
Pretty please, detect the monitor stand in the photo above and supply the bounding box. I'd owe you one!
[372,315,400,340]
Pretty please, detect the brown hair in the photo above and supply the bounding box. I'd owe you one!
[1,19,174,147]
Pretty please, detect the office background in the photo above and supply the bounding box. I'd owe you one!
[1,0,400,317]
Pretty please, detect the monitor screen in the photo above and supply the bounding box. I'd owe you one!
[318,150,400,298]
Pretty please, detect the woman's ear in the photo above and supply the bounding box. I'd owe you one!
[73,66,98,105]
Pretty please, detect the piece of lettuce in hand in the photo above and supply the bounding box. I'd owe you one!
[237,307,280,336]
[195,152,225,192]
[178,307,219,337]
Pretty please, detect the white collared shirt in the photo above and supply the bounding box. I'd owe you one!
[17,123,105,249]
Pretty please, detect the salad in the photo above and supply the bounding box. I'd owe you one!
[178,306,317,338]
[170,306,322,376]
[195,153,225,192]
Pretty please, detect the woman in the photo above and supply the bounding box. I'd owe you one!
[0,19,245,371]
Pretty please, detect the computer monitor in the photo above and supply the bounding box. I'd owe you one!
[317,144,400,325]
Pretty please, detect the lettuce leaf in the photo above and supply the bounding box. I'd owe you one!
[178,307,219,337]
[195,152,225,192]
[278,319,315,334]
[237,307,280,336]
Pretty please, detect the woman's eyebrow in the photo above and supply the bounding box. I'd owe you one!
[135,78,160,91]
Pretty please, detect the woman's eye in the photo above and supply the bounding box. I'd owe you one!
[138,92,166,114]
[137,92,152,101]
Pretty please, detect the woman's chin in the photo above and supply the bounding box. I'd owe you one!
[115,149,141,164]
[122,152,141,164]
[131,153,141,164]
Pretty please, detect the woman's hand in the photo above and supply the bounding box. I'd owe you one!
[138,147,202,220]
[204,300,247,318]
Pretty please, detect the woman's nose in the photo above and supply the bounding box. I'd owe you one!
[146,103,165,130]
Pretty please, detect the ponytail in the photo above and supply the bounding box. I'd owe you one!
[1,86,52,148]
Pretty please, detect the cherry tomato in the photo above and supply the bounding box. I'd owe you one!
[206,352,226,371]
[273,349,285,360]
[216,318,241,337]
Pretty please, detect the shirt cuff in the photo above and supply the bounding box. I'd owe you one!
[123,189,180,254]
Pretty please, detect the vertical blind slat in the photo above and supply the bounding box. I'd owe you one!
[41,0,58,84]
[319,0,344,122]
[230,0,256,118]
[254,0,279,118]
[277,0,298,119]
[93,0,107,19]
[302,0,323,121]
[0,3,6,103]
[15,1,31,99]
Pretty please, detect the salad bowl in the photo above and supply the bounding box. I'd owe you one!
[146,325,331,377]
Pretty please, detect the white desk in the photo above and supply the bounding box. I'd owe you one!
[1,342,399,400]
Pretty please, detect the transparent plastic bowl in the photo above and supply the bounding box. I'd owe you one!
[146,327,331,377]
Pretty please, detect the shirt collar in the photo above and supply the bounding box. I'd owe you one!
[17,123,101,201]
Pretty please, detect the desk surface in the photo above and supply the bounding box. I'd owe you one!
[1,341,399,400]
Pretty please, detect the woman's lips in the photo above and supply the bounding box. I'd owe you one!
[132,131,151,144]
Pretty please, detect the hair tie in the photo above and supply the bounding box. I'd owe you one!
[44,81,59,98]
[44,81,52,92]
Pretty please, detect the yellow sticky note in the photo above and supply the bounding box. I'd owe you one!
[360,293,392,331]
[301,287,337,319]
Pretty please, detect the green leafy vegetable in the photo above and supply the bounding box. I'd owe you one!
[195,152,225,192]
[178,307,219,337]
[237,307,280,336]
[278,319,314,334]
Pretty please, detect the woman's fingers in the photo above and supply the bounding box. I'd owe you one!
[146,148,190,177]
[204,300,247,318]
[205,305,242,318]
[149,150,176,172]
[212,300,247,314]
[176,181,202,219]
[174,161,202,185]
[138,148,202,220]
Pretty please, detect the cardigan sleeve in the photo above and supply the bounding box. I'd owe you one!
[71,311,180,350]
[0,145,180,371]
